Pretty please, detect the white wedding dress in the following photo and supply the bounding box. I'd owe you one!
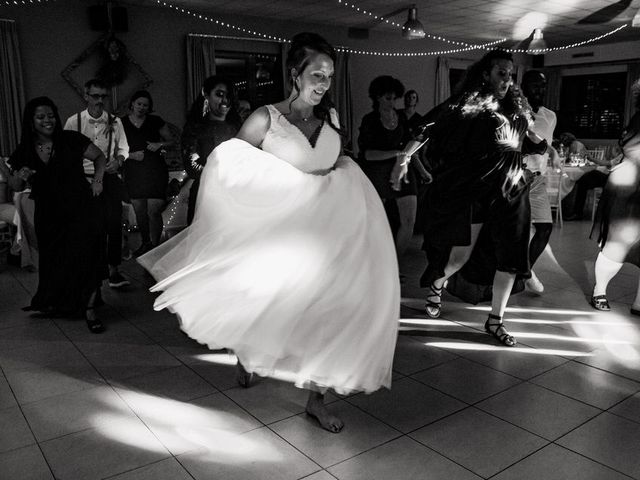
[139,105,399,394]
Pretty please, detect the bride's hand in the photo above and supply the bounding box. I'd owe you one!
[390,154,410,191]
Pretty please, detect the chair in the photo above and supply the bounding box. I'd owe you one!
[586,149,605,163]
[590,187,603,222]
[545,165,564,228]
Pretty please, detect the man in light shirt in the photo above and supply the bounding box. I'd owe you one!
[521,70,560,294]
[64,79,130,288]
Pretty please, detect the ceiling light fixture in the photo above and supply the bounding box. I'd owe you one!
[527,28,547,53]
[402,5,425,40]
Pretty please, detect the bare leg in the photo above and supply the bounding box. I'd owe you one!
[593,250,624,297]
[306,389,343,433]
[395,195,417,260]
[484,270,517,346]
[425,223,483,317]
[632,277,640,311]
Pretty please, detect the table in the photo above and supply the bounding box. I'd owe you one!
[559,165,608,200]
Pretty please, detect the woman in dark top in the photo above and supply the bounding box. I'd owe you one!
[419,49,546,346]
[358,76,429,265]
[9,97,107,333]
[182,75,240,224]
[122,90,175,255]
[590,79,640,314]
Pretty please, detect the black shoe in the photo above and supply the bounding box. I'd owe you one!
[108,271,130,288]
[564,213,582,221]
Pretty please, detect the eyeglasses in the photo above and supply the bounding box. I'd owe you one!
[88,93,108,100]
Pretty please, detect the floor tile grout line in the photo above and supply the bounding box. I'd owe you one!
[0,365,58,478]
[549,436,639,480]
[99,456,196,480]
[484,442,552,479]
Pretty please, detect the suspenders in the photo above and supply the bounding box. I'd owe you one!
[77,111,114,161]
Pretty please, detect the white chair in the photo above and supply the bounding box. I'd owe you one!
[586,149,604,163]
[590,187,603,222]
[545,166,564,228]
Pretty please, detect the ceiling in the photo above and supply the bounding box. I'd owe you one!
[142,0,640,49]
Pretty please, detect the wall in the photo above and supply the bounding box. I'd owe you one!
[545,38,640,67]
[1,0,449,143]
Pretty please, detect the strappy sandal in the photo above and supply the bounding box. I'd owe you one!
[590,295,610,311]
[484,313,517,347]
[425,283,443,318]
[85,307,105,334]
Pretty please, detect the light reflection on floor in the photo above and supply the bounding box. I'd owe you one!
[93,390,280,460]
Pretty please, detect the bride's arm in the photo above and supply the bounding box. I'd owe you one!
[236,106,270,148]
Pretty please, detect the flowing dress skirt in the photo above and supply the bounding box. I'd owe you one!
[139,139,399,394]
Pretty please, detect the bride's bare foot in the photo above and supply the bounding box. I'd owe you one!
[236,361,254,388]
[306,392,343,433]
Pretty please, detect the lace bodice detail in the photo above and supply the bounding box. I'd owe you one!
[261,104,341,173]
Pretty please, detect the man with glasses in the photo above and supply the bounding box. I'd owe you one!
[64,78,130,289]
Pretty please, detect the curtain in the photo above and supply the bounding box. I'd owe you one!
[330,51,354,152]
[625,63,640,125]
[544,68,562,112]
[0,19,25,157]
[281,42,291,98]
[434,56,450,105]
[186,35,216,109]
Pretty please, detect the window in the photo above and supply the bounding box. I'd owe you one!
[558,72,626,139]
[215,52,283,109]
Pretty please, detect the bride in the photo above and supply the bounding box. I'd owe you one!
[139,32,399,433]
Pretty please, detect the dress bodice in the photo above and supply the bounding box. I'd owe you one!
[261,104,340,173]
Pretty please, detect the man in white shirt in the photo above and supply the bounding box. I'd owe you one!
[521,70,559,294]
[64,79,130,288]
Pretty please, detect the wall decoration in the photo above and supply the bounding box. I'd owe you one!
[61,33,153,114]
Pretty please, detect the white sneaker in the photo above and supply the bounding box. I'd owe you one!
[525,271,544,294]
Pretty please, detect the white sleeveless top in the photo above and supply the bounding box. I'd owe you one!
[261,104,341,173]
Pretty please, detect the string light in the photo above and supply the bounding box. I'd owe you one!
[155,0,627,57]
[501,24,628,54]
[2,0,51,5]
[338,0,629,55]
[336,0,507,48]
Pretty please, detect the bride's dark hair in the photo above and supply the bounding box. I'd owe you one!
[286,32,345,137]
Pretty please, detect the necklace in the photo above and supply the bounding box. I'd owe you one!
[381,110,398,129]
[36,142,52,153]
[130,115,144,127]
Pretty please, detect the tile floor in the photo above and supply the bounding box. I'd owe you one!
[1,220,639,479]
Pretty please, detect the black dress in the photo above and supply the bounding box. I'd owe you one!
[181,119,238,224]
[122,115,168,199]
[8,131,106,314]
[592,112,640,266]
[358,110,417,199]
[421,95,547,294]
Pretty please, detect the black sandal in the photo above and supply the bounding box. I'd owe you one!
[425,283,443,318]
[484,313,517,347]
[590,295,610,311]
[85,307,105,334]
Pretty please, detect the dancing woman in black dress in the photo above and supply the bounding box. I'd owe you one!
[9,97,107,333]
[419,50,546,346]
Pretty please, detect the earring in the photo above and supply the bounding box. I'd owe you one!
[202,98,210,118]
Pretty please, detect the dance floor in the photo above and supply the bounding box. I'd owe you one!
[1,220,639,479]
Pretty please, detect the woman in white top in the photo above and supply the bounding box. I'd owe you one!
[139,33,399,433]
